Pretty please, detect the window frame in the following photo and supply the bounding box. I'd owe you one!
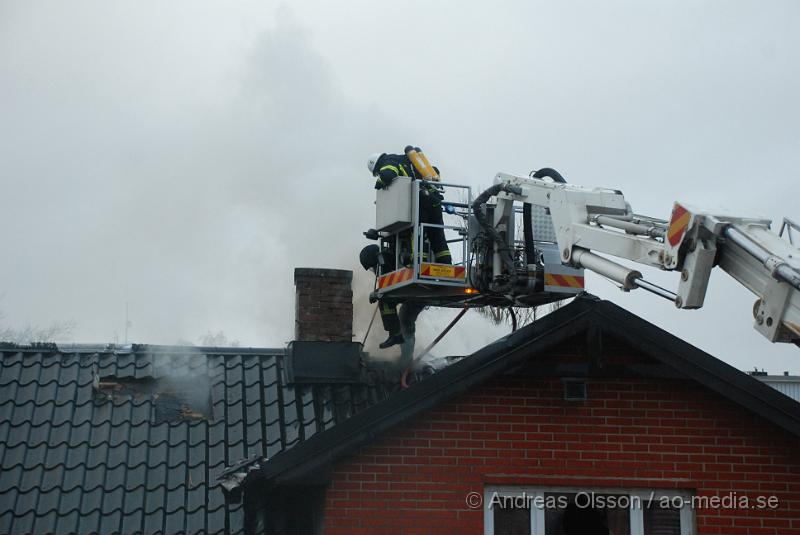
[484,485,695,535]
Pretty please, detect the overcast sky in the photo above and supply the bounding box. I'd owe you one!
[1,1,798,372]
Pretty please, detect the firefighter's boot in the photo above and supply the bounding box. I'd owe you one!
[379,333,404,349]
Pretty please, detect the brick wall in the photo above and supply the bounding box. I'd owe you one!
[322,358,800,534]
[294,268,353,342]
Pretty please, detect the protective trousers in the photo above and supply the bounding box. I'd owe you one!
[398,302,425,369]
[419,191,451,264]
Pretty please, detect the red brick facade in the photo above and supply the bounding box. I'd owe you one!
[323,350,800,534]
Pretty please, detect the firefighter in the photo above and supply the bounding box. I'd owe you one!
[367,152,452,264]
[359,244,406,349]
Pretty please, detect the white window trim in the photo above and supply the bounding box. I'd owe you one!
[484,485,694,535]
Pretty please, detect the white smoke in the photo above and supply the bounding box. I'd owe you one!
[0,3,505,361]
[5,2,795,371]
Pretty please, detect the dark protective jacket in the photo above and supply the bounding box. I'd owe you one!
[372,152,451,265]
[373,153,415,189]
[373,153,442,200]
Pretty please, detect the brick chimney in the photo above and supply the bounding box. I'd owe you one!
[294,268,353,342]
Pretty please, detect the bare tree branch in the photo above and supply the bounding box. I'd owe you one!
[0,295,76,344]
[197,331,241,347]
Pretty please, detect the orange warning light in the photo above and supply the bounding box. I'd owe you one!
[465,288,478,294]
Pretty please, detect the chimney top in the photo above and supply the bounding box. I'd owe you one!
[294,267,354,342]
[294,267,352,281]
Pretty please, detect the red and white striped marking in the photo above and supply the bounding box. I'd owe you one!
[544,273,585,290]
[377,268,414,289]
[667,203,691,247]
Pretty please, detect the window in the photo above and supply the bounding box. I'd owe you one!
[485,487,694,535]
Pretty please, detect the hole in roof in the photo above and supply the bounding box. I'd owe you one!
[95,375,212,422]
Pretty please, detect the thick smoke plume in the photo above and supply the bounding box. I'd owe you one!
[0,5,504,360]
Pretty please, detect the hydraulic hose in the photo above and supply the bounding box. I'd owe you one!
[471,183,523,242]
[532,167,567,183]
[471,183,523,291]
[522,202,536,266]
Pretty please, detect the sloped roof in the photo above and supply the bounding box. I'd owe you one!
[0,345,392,534]
[236,295,800,492]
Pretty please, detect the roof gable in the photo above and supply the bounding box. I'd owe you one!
[237,295,800,493]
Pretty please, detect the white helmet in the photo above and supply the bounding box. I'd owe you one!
[367,152,383,175]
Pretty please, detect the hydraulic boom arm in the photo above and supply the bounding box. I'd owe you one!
[489,172,800,344]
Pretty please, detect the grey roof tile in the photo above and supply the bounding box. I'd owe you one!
[51,401,74,426]
[206,503,225,534]
[36,487,59,516]
[9,399,33,426]
[0,401,13,425]
[28,421,50,445]
[61,464,85,492]
[165,507,186,534]
[17,355,40,385]
[58,487,81,517]
[105,460,127,487]
[19,462,43,492]
[186,507,206,534]
[31,509,57,535]
[0,511,12,534]
[10,511,33,535]
[121,491,146,533]
[2,441,25,468]
[100,486,125,525]
[142,515,163,535]
[228,503,245,533]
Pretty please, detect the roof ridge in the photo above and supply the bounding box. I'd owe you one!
[1,344,287,355]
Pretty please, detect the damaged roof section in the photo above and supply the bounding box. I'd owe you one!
[94,374,212,423]
[0,344,393,534]
[89,349,216,423]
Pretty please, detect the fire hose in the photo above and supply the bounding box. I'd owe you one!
[400,306,469,388]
